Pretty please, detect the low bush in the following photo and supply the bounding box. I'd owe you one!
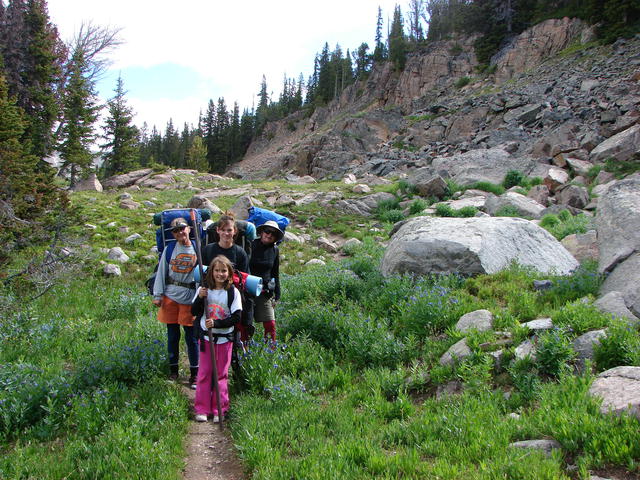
[541,260,604,307]
[539,210,593,240]
[408,198,427,215]
[535,328,575,378]
[550,300,611,335]
[467,181,505,195]
[593,320,640,371]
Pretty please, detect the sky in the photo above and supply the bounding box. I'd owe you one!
[47,0,405,133]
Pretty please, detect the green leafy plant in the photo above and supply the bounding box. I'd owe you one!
[408,198,427,215]
[455,76,471,88]
[536,328,575,378]
[539,210,593,240]
[594,320,640,371]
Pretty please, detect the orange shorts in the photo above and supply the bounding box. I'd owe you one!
[157,296,195,326]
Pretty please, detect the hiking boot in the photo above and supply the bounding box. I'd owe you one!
[169,365,179,381]
[212,415,220,423]
[195,414,207,422]
[189,367,198,390]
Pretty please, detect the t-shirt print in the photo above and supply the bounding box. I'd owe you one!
[170,253,196,274]
[207,303,225,320]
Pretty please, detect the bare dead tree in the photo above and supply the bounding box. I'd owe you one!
[64,20,124,82]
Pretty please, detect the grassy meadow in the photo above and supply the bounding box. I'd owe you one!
[1,175,639,479]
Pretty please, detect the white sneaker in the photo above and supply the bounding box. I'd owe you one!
[195,414,207,422]
[212,415,220,423]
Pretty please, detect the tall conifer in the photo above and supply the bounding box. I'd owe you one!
[100,75,139,177]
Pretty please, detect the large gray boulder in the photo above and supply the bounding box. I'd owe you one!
[599,253,640,317]
[71,173,103,192]
[484,191,546,219]
[589,366,640,419]
[590,124,640,163]
[594,291,640,324]
[102,168,153,189]
[596,175,640,273]
[381,216,578,277]
[429,147,539,186]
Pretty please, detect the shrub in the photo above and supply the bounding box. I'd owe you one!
[535,328,575,378]
[408,198,427,215]
[457,206,478,217]
[593,320,640,371]
[503,170,526,189]
[551,300,611,335]
[507,357,541,407]
[542,261,604,307]
[339,316,412,368]
[397,179,418,196]
[435,203,454,217]
[604,155,640,179]
[494,205,521,217]
[455,76,471,88]
[379,209,405,223]
[395,282,470,337]
[540,210,593,240]
[237,339,289,395]
[74,338,166,390]
[468,181,505,195]
[0,364,73,441]
[279,302,342,351]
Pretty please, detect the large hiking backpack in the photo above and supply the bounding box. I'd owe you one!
[192,265,258,335]
[206,219,257,257]
[153,208,210,258]
[145,208,211,295]
[246,207,290,244]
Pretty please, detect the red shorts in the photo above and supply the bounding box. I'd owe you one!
[157,296,194,326]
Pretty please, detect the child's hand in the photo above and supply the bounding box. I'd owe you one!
[205,318,214,329]
[198,287,207,298]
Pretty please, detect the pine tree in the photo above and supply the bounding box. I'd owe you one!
[100,75,139,177]
[202,99,216,169]
[352,43,370,80]
[388,5,408,72]
[255,75,269,134]
[212,97,229,172]
[185,135,207,171]
[372,6,388,62]
[228,102,241,164]
[239,108,254,155]
[57,49,99,186]
[407,0,426,43]
[1,0,64,159]
[162,119,180,166]
[0,68,65,260]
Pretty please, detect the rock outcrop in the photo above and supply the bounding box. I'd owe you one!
[381,216,578,277]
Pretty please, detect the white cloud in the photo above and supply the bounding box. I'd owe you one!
[48,0,404,129]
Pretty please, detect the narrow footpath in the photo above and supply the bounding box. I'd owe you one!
[179,380,245,480]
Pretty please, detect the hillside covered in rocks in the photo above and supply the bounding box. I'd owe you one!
[231,18,639,183]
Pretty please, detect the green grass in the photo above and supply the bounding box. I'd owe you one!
[2,177,638,479]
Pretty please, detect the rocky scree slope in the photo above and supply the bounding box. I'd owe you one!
[231,18,639,181]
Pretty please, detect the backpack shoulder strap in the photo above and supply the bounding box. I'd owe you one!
[164,241,176,264]
[227,286,236,310]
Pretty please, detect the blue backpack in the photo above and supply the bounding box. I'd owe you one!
[247,207,289,243]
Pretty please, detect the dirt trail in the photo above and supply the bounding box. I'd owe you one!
[179,380,245,480]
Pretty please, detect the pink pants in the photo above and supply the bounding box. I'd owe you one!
[194,340,232,417]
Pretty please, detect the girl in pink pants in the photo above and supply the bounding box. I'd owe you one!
[191,255,242,422]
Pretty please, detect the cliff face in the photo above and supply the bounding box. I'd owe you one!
[232,18,638,180]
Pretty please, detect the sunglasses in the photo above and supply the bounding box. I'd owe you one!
[263,228,278,236]
[172,226,187,232]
